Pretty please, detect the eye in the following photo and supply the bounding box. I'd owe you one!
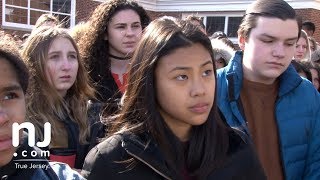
[203,69,213,77]
[285,42,295,47]
[261,39,273,44]
[132,24,141,28]
[176,75,188,81]
[116,26,125,29]
[3,92,19,100]
[68,54,77,59]
[49,54,59,60]
[284,41,297,46]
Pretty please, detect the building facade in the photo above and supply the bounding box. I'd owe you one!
[1,0,320,42]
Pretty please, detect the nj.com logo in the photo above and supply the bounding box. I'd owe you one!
[12,122,51,158]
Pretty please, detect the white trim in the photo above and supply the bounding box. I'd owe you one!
[2,0,5,27]
[27,0,30,26]
[225,16,229,35]
[2,0,76,31]
[138,0,320,11]
[71,0,76,27]
[2,22,33,31]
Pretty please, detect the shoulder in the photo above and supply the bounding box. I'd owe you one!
[282,77,320,109]
[81,134,129,179]
[84,134,125,162]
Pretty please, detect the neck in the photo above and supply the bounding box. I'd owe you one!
[110,59,129,75]
[109,53,131,60]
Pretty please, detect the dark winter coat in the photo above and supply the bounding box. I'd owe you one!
[82,130,266,180]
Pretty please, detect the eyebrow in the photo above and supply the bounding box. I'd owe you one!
[1,85,22,92]
[169,60,213,73]
[260,33,298,41]
[114,21,141,26]
[48,51,77,54]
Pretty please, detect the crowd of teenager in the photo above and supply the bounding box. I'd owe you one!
[1,0,320,179]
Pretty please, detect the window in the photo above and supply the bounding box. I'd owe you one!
[2,0,75,30]
[205,16,242,37]
[206,16,225,35]
[182,13,243,43]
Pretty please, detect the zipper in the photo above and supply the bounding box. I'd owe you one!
[126,151,172,180]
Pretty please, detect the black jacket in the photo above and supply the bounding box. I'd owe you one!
[82,131,266,180]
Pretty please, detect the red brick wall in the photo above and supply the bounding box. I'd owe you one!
[296,8,320,42]
[75,0,101,23]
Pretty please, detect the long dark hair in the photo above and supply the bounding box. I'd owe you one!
[78,0,150,102]
[109,16,230,179]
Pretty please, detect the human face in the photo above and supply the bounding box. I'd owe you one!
[215,58,226,69]
[45,37,78,97]
[310,43,315,52]
[0,58,25,167]
[302,27,314,37]
[239,17,298,84]
[294,37,308,61]
[155,43,215,142]
[105,9,142,57]
[310,68,320,90]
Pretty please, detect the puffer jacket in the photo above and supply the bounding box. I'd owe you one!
[81,130,266,180]
[216,51,320,179]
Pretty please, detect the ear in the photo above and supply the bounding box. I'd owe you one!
[238,34,246,50]
[104,33,108,41]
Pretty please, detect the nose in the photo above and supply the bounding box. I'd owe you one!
[272,43,285,58]
[190,78,206,97]
[0,108,9,126]
[297,45,304,52]
[61,58,72,71]
[125,27,135,37]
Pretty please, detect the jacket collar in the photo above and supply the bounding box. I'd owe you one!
[225,50,302,100]
[121,133,173,180]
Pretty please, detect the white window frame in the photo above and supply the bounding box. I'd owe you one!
[2,0,76,31]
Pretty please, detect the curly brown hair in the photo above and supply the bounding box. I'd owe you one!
[77,0,150,102]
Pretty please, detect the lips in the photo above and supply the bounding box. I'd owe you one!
[123,41,135,44]
[60,75,71,79]
[189,103,209,113]
[0,136,12,151]
[123,41,136,47]
[267,62,284,67]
